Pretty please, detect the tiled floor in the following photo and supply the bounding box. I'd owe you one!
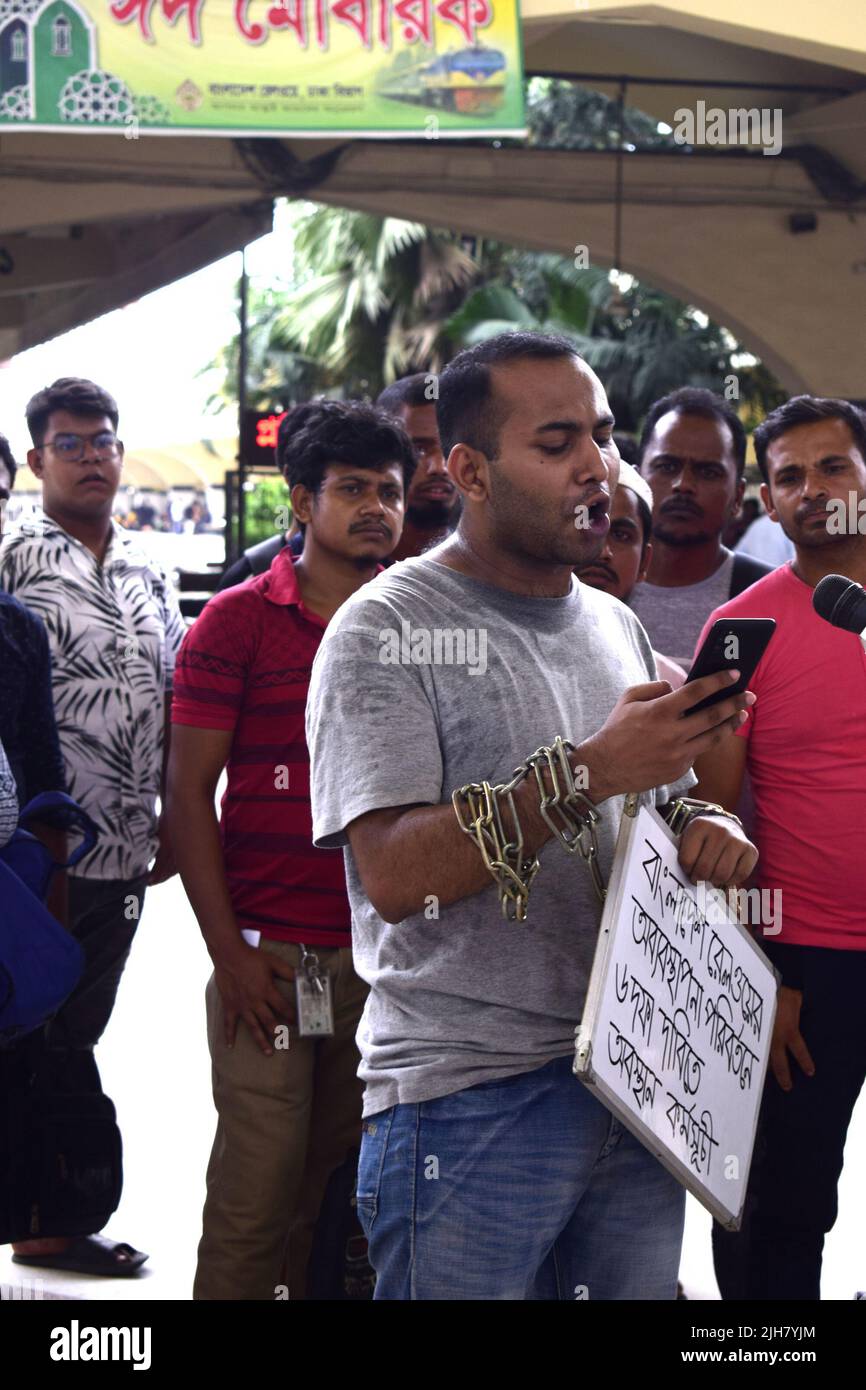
[2,876,863,1301]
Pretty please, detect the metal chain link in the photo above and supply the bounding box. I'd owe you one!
[525,736,606,905]
[454,750,744,922]
[452,771,540,921]
[452,736,606,921]
[665,797,743,838]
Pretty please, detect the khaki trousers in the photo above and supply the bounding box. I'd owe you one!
[193,939,368,1300]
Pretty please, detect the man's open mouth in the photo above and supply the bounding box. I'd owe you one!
[578,494,611,534]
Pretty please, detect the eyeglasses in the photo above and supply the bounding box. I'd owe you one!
[42,431,121,463]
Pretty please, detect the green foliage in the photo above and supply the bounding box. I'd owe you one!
[524,76,682,152]
[203,283,334,414]
[204,80,782,432]
[227,474,290,551]
[205,205,488,411]
[444,262,750,432]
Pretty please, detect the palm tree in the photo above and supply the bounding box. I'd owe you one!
[445,257,610,344]
[203,283,334,414]
[279,206,487,391]
[205,207,490,408]
[444,257,768,432]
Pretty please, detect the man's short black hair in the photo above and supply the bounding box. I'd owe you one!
[753,395,866,485]
[613,432,639,468]
[276,399,417,504]
[26,377,119,447]
[0,435,17,490]
[376,374,435,416]
[436,331,581,459]
[638,387,747,478]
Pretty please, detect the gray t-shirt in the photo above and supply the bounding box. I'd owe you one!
[307,555,695,1115]
[630,551,735,670]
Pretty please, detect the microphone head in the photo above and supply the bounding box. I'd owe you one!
[813,573,866,634]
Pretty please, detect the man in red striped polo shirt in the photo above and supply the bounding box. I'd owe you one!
[167,400,417,1300]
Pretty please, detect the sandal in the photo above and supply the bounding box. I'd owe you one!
[12,1234,148,1277]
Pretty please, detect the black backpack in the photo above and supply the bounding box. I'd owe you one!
[729,552,773,599]
[244,533,290,576]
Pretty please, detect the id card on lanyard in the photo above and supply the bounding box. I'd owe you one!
[295,943,335,1037]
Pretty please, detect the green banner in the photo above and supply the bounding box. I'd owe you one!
[0,0,524,135]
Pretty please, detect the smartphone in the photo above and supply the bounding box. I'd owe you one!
[682,618,776,716]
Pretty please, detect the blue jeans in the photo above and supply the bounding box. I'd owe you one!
[357,1055,685,1300]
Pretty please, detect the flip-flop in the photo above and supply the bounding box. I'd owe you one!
[12,1235,149,1277]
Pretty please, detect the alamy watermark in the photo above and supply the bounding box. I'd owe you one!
[673,101,782,157]
[379,621,487,676]
[824,492,866,535]
[49,1320,151,1371]
[696,880,781,936]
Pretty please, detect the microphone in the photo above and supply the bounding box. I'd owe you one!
[812,574,866,648]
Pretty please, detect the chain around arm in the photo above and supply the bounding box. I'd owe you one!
[664,797,743,837]
[452,736,606,920]
[452,770,540,921]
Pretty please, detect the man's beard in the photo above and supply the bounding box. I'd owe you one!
[407,497,461,530]
[652,523,716,547]
[780,517,843,550]
[488,468,602,567]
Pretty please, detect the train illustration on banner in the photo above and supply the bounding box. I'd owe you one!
[0,0,522,133]
[377,42,506,115]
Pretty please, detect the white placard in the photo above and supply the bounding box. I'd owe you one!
[574,802,779,1229]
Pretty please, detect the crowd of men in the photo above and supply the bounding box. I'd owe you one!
[0,333,864,1301]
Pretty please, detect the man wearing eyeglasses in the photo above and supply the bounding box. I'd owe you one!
[0,378,185,1279]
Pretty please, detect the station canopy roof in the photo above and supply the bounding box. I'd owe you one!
[1,1,865,396]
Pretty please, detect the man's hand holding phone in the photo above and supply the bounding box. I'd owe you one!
[581,668,756,804]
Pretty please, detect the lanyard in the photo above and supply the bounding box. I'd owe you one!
[298,943,325,995]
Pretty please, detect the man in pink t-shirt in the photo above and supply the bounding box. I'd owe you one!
[693,395,866,1301]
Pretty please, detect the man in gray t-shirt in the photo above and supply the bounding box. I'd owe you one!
[631,550,735,670]
[629,387,771,668]
[311,558,685,1112]
[307,334,757,1301]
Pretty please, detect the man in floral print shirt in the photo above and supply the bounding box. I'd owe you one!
[0,736,18,849]
[0,378,184,1278]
